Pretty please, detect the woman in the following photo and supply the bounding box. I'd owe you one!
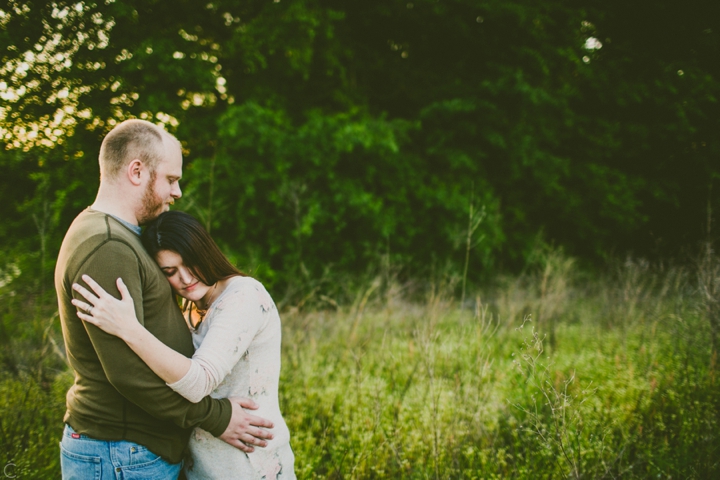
[71,211,295,480]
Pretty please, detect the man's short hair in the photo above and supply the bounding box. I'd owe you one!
[99,119,170,180]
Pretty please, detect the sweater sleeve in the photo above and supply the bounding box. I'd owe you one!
[73,240,231,436]
[168,278,271,402]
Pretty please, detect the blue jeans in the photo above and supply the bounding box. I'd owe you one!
[60,424,183,479]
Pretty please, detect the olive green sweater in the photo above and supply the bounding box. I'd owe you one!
[55,209,232,463]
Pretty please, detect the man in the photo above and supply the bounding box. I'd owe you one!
[55,119,272,478]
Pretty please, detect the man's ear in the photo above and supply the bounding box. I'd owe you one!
[126,159,144,186]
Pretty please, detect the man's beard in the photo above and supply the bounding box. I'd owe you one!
[137,170,166,225]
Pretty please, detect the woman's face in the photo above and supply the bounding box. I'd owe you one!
[155,249,212,303]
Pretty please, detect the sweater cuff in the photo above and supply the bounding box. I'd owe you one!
[199,397,232,438]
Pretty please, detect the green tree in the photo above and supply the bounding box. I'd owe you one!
[2,0,719,290]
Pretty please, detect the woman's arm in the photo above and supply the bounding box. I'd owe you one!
[72,274,192,384]
[167,278,273,402]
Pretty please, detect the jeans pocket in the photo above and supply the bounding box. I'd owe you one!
[116,442,182,480]
[60,442,102,480]
[121,456,182,480]
[125,443,161,467]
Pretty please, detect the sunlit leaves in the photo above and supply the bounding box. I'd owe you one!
[0,1,116,148]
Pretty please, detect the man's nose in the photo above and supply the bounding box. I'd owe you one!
[172,182,182,199]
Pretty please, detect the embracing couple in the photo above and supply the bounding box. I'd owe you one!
[54,119,295,479]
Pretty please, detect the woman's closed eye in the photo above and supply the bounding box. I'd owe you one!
[162,268,177,277]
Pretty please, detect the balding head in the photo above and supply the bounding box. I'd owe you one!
[99,119,179,181]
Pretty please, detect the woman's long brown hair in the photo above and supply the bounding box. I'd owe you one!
[141,211,246,285]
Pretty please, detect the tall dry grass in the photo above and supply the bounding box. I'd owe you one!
[280,250,718,478]
[0,249,718,478]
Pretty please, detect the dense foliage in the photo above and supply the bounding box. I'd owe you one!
[2,0,720,290]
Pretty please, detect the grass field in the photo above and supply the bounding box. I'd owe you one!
[1,254,718,478]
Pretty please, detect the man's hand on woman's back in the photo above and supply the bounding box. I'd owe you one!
[220,397,275,453]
